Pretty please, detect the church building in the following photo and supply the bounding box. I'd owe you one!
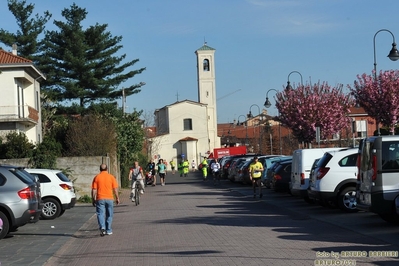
[149,43,221,166]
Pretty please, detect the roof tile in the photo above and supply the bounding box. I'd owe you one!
[0,49,32,64]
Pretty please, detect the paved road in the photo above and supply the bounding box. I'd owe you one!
[1,171,399,265]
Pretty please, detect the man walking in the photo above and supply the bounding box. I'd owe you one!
[92,164,120,236]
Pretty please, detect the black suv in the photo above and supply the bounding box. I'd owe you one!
[0,165,42,240]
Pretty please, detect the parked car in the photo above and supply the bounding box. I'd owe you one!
[0,165,42,240]
[236,159,254,184]
[308,148,358,212]
[220,156,234,179]
[220,154,259,179]
[228,157,253,182]
[271,159,292,192]
[356,136,399,223]
[25,169,76,220]
[262,156,292,188]
[290,147,344,203]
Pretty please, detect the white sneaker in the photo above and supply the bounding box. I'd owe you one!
[131,198,135,202]
[161,183,165,186]
[140,190,144,194]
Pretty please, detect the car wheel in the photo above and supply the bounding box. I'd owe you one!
[41,198,61,220]
[58,209,66,217]
[338,187,358,213]
[0,211,10,240]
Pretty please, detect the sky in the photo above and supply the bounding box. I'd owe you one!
[1,0,399,123]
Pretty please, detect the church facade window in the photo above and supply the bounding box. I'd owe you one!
[203,59,209,71]
[183,118,193,130]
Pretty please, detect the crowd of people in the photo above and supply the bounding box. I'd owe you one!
[91,155,261,237]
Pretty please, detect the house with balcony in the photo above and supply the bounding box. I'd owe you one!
[0,46,45,144]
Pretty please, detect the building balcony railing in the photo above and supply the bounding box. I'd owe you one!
[0,105,39,126]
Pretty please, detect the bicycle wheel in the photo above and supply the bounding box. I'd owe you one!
[135,187,139,206]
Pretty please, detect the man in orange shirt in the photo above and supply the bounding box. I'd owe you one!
[92,164,120,236]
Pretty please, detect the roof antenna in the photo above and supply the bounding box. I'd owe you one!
[204,37,207,46]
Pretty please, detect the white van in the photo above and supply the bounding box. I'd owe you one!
[290,147,344,202]
[357,136,399,223]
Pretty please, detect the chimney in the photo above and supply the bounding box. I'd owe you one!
[12,43,17,55]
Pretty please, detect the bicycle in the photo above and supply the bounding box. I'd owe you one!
[132,179,143,206]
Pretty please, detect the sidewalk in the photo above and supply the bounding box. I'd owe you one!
[43,171,399,266]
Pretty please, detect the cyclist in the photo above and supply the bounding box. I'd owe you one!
[129,161,145,202]
[210,160,221,185]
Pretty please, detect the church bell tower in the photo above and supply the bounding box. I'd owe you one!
[195,42,220,152]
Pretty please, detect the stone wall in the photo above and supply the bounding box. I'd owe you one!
[1,156,120,199]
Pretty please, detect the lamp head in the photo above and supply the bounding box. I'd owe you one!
[264,97,272,108]
[286,81,293,90]
[388,43,399,61]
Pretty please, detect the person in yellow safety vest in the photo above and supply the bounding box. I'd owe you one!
[178,161,184,177]
[170,160,176,175]
[182,159,189,177]
[201,158,208,181]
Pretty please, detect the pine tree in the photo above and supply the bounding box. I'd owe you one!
[39,3,146,108]
[0,0,51,60]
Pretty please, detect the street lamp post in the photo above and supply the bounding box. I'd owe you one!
[372,29,399,135]
[286,71,303,90]
[373,29,399,80]
[264,89,282,155]
[236,115,248,145]
[248,104,261,154]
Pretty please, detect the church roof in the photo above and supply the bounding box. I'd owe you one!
[196,42,215,51]
[156,99,206,111]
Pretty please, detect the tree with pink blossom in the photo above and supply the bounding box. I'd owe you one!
[350,70,399,135]
[275,82,354,145]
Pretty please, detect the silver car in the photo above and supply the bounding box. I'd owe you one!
[0,165,42,240]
